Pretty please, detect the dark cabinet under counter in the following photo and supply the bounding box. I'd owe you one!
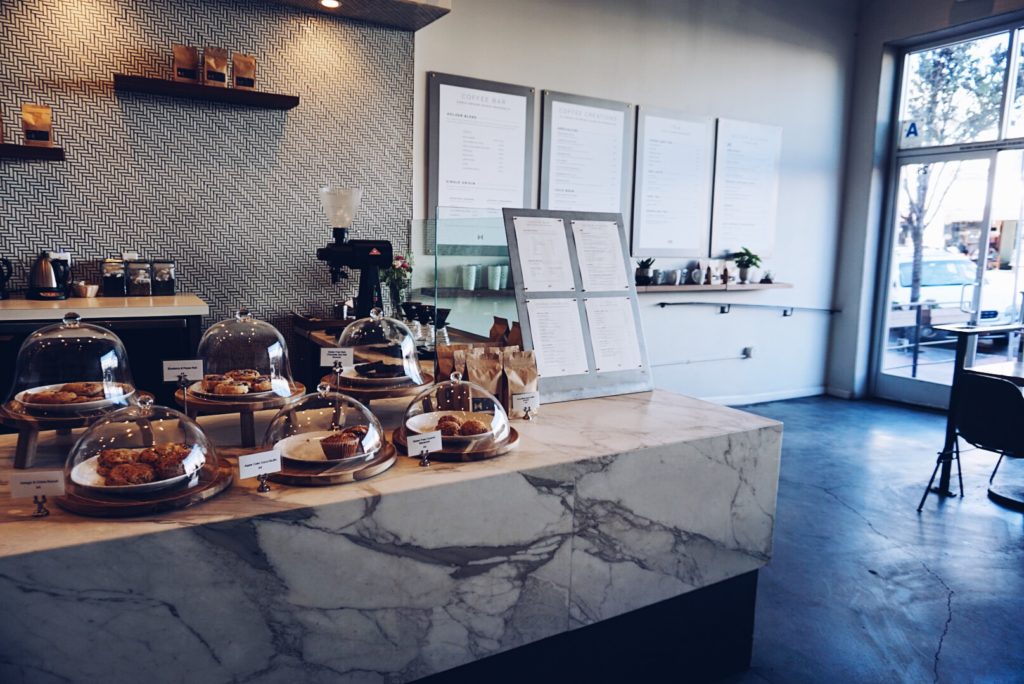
[0,295,209,408]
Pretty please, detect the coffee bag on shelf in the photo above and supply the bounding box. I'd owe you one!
[233,52,256,90]
[172,44,201,83]
[21,104,52,147]
[203,47,228,86]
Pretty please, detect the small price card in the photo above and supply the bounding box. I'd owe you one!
[408,431,442,455]
[511,391,540,415]
[162,359,204,383]
[320,347,354,368]
[10,470,65,498]
[238,450,282,479]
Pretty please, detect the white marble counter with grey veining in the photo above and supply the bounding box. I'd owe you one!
[0,390,781,683]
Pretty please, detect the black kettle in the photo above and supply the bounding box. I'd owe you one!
[0,258,12,300]
[27,252,70,300]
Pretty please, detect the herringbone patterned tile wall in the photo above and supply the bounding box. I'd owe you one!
[0,0,412,339]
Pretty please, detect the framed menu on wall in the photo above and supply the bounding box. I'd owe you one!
[503,208,652,403]
[539,92,635,234]
[709,118,783,258]
[427,72,535,253]
[631,108,715,257]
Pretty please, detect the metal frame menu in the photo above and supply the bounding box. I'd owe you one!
[427,72,535,253]
[631,108,715,257]
[709,118,783,258]
[504,208,652,403]
[539,92,636,234]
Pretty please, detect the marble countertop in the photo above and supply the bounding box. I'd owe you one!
[0,294,209,321]
[0,390,779,558]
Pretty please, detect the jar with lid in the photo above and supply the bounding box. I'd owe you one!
[127,260,152,296]
[152,259,176,296]
[102,258,126,297]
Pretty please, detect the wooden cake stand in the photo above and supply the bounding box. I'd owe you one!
[223,443,398,487]
[391,425,520,462]
[0,394,155,469]
[174,384,305,448]
[320,373,434,406]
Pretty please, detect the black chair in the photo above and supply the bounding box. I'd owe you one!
[918,371,1024,510]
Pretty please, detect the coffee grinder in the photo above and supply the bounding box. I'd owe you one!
[315,186,393,319]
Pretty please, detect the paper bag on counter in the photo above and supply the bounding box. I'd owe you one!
[504,350,539,418]
[436,343,470,381]
[489,317,509,345]
[507,322,523,349]
[466,351,503,413]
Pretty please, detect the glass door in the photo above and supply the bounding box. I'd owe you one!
[872,29,1024,408]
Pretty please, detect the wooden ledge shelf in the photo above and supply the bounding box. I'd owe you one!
[637,282,792,293]
[113,74,300,110]
[0,143,65,161]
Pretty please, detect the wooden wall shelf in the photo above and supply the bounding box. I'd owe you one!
[637,282,792,293]
[113,75,300,110]
[265,0,450,32]
[0,143,65,161]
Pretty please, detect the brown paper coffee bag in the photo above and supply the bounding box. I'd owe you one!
[436,343,469,381]
[233,52,256,90]
[204,47,228,87]
[466,352,503,413]
[507,322,523,349]
[504,350,539,418]
[489,317,509,345]
[21,104,52,147]
[172,44,200,83]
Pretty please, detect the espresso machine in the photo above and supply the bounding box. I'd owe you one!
[315,186,393,319]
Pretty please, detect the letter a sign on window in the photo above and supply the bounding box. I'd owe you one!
[905,122,919,138]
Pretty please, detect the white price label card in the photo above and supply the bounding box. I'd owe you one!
[162,359,205,383]
[511,391,540,414]
[407,431,442,455]
[320,347,354,368]
[238,450,282,479]
[121,250,139,261]
[10,470,66,498]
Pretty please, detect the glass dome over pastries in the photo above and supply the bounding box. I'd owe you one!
[64,396,215,497]
[264,383,384,467]
[335,308,424,387]
[403,372,510,450]
[6,312,136,415]
[195,308,294,399]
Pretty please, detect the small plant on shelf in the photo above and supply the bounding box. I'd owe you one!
[730,248,761,283]
[635,257,656,286]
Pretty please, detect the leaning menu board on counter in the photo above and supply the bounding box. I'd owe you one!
[503,208,652,403]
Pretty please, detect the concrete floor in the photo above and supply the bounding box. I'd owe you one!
[724,396,1024,684]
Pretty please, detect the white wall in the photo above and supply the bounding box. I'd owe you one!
[829,0,1024,399]
[412,0,858,404]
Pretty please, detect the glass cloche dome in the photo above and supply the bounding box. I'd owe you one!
[403,372,510,449]
[264,382,384,466]
[7,312,136,414]
[64,396,216,496]
[196,307,294,398]
[334,308,424,387]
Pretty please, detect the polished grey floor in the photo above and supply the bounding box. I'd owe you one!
[725,396,1024,684]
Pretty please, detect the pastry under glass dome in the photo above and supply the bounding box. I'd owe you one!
[335,308,424,387]
[64,396,215,496]
[264,382,384,467]
[6,312,136,415]
[195,308,295,398]
[403,372,510,449]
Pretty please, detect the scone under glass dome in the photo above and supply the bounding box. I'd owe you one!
[334,308,424,386]
[64,396,216,497]
[196,308,295,398]
[403,372,510,449]
[7,312,136,415]
[264,383,384,467]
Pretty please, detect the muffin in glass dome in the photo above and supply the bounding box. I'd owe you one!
[402,372,510,450]
[7,312,136,416]
[333,308,424,387]
[194,308,296,399]
[64,396,216,497]
[264,382,384,468]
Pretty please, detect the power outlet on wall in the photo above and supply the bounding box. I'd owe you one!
[741,346,754,359]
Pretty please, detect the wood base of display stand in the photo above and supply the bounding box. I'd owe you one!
[392,426,520,462]
[55,463,233,517]
[174,384,305,447]
[320,374,433,406]
[271,443,397,486]
[0,395,153,469]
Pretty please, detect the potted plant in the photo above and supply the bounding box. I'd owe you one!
[635,257,656,286]
[731,247,761,284]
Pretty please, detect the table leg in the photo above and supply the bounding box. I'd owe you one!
[14,425,39,469]
[240,411,256,448]
[937,333,971,496]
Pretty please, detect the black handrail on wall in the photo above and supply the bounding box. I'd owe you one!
[656,301,842,316]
